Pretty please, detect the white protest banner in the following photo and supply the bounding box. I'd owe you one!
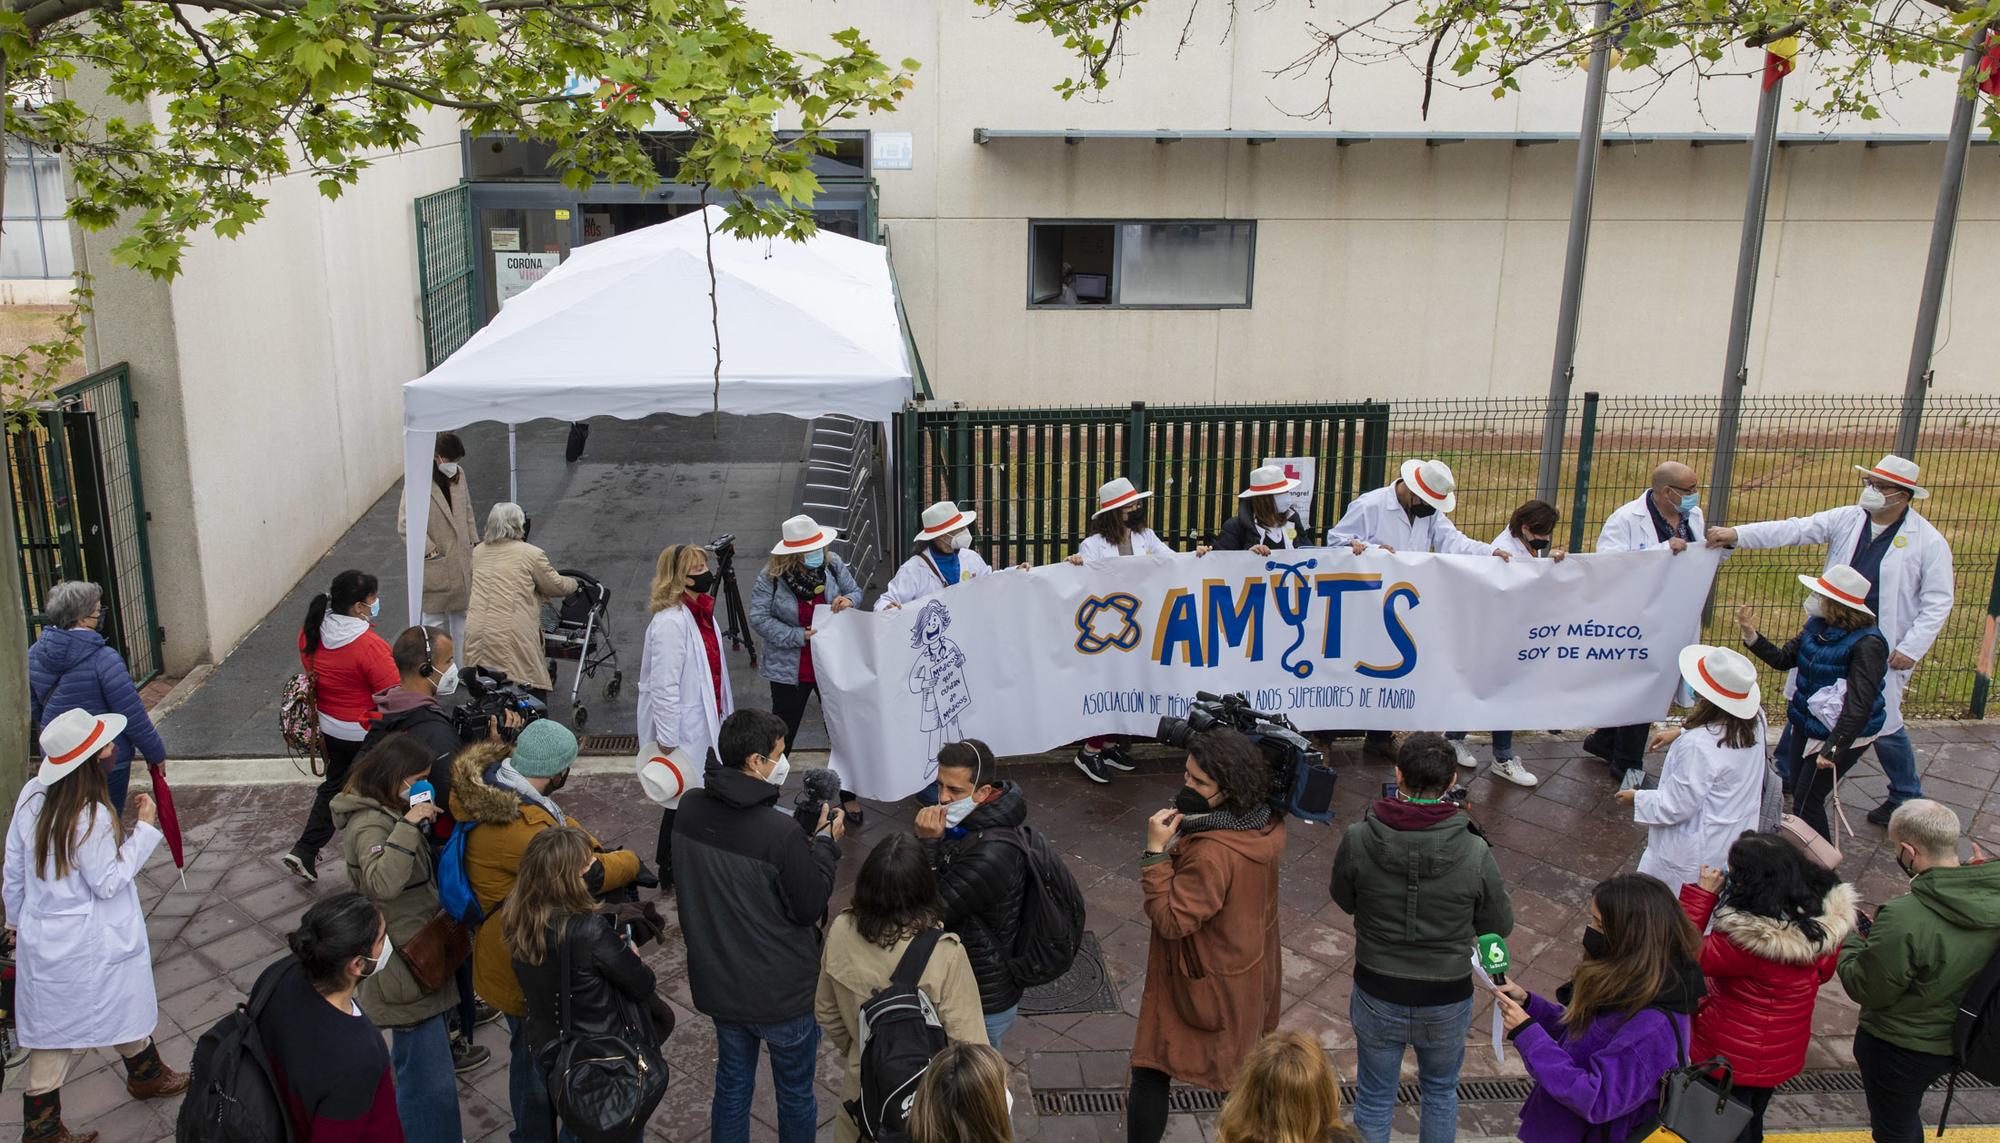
[814,548,1723,799]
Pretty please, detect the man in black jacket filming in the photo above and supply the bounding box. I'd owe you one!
[914,739,1029,1050]
[674,707,844,1143]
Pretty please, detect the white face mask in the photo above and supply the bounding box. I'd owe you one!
[433,660,460,697]
[943,794,978,827]
[362,933,393,978]
[1859,486,1889,512]
[763,753,791,787]
[1803,594,1826,619]
[949,530,973,552]
[438,462,460,479]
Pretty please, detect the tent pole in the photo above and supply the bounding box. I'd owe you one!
[509,424,519,503]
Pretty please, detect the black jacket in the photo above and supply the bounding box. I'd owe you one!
[514,916,670,1053]
[926,782,1030,1014]
[361,691,464,811]
[1215,506,1308,552]
[672,767,839,1024]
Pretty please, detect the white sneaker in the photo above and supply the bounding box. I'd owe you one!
[1491,756,1539,788]
[1617,768,1646,793]
[1451,740,1479,769]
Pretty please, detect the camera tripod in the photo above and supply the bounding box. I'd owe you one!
[708,533,758,667]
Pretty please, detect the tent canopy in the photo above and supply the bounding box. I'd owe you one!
[399,205,912,622]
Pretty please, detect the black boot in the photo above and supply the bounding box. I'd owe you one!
[122,1040,190,1099]
[23,1089,98,1143]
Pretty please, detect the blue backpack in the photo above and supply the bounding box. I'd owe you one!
[438,821,485,924]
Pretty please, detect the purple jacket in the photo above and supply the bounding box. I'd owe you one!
[1514,991,1692,1142]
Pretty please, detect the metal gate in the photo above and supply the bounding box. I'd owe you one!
[415,184,479,370]
[899,400,1390,569]
[9,363,163,683]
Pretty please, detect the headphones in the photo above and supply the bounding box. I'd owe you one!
[417,626,437,679]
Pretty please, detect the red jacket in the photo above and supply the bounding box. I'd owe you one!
[1679,880,1857,1087]
[298,628,399,725]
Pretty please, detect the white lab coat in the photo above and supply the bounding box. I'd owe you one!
[3,780,163,1049]
[1327,484,1490,556]
[1077,528,1174,561]
[637,604,736,780]
[878,549,995,609]
[1632,722,1766,896]
[1597,493,1706,554]
[1732,505,1953,735]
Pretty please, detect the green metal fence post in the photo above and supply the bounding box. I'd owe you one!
[898,408,921,550]
[1972,550,2000,719]
[1126,402,1148,484]
[1568,391,1600,553]
[1358,402,1391,491]
[951,409,971,503]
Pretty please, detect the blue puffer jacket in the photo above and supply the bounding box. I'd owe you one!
[27,625,165,769]
[749,554,862,685]
[1791,618,1888,741]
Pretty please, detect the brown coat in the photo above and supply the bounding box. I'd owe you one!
[447,742,640,1017]
[815,916,988,1143]
[1131,818,1286,1091]
[462,539,577,690]
[399,471,477,613]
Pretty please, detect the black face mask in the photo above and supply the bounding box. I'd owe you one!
[1407,500,1437,519]
[689,570,717,595]
[1581,925,1611,960]
[1526,537,1552,554]
[545,769,570,795]
[1173,786,1214,816]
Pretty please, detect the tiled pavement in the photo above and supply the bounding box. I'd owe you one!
[7,723,1998,1141]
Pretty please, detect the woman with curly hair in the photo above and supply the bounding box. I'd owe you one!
[1128,727,1284,1143]
[815,833,987,1143]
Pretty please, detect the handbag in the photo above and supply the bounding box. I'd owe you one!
[1621,1024,1754,1143]
[278,652,325,775]
[1778,763,1850,871]
[539,917,669,1143]
[396,910,474,994]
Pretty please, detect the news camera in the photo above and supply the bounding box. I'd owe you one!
[449,666,549,744]
[1157,691,1338,823]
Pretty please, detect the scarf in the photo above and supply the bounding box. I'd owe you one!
[493,759,565,823]
[320,612,369,651]
[1179,801,1273,836]
[781,562,828,606]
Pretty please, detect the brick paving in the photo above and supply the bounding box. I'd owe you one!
[5,723,1998,1141]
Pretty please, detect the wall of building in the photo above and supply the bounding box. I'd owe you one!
[748,0,1996,406]
[78,98,461,672]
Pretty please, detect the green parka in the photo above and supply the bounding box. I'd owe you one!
[1330,804,1514,989]
[1838,860,2000,1055]
[332,792,459,1030]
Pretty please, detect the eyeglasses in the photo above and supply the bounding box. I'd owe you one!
[1861,479,1906,496]
[1663,482,1698,496]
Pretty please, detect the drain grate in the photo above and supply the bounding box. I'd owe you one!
[1031,1070,1992,1117]
[581,734,638,755]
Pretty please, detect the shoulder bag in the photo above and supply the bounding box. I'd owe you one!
[278,651,325,776]
[1622,1014,1754,1143]
[397,910,474,994]
[539,917,669,1143]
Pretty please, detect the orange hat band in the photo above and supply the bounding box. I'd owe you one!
[50,721,107,765]
[1697,659,1750,701]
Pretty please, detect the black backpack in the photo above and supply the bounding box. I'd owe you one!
[981,825,1086,988]
[1940,941,2000,1134]
[845,928,951,1142]
[175,962,295,1143]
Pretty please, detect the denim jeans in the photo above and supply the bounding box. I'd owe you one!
[1855,1027,1954,1143]
[505,1014,575,1143]
[389,1014,463,1143]
[712,1013,820,1143]
[1349,987,1473,1143]
[1443,732,1514,760]
[1868,728,1924,806]
[106,761,131,815]
[983,1005,1019,1053]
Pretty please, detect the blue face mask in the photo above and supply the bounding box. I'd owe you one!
[1677,492,1699,515]
[803,550,825,569]
[368,598,381,619]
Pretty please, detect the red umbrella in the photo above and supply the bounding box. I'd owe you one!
[148,763,186,884]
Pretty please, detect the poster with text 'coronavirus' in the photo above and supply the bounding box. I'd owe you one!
[812,547,1725,800]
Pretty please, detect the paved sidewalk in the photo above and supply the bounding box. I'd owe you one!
[154,413,845,757]
[8,724,1998,1141]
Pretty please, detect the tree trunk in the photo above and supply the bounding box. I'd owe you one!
[0,54,32,921]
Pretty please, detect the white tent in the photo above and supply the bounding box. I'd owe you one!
[399,205,912,622]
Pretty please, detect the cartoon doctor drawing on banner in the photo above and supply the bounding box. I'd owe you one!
[909,600,972,779]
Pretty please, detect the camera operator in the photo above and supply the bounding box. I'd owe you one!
[1330,732,1514,1143]
[674,708,844,1143]
[1129,727,1284,1143]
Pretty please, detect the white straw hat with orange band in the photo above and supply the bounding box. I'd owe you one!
[1237,464,1301,500]
[1675,644,1763,719]
[1798,564,1876,617]
[769,514,838,556]
[38,707,127,785]
[1398,458,1459,513]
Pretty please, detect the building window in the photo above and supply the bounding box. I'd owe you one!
[2,137,73,280]
[1029,220,1254,309]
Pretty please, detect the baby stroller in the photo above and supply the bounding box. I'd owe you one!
[542,569,622,729]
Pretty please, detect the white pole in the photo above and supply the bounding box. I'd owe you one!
[508,424,519,503]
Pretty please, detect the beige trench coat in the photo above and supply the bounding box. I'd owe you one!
[398,471,477,613]
[462,539,577,690]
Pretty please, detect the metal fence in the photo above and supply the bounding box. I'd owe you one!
[8,363,164,684]
[415,184,479,370]
[900,393,2000,720]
